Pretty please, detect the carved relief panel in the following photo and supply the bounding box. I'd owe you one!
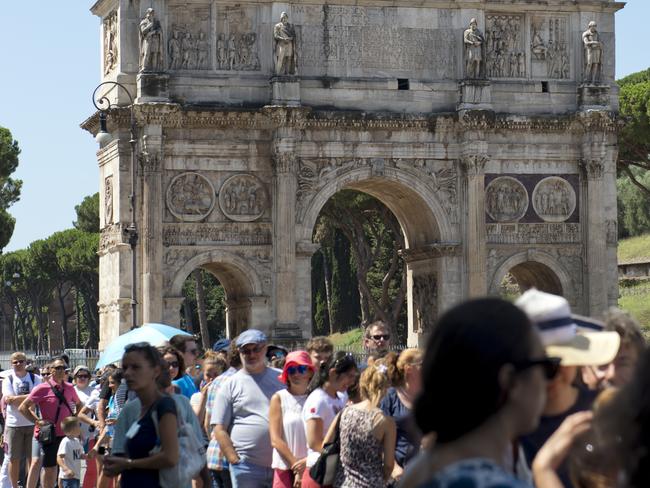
[291,5,456,79]
[485,177,528,222]
[484,174,579,237]
[413,274,437,334]
[103,11,118,75]
[218,174,268,222]
[216,5,260,71]
[104,176,114,225]
[485,14,526,78]
[166,172,216,222]
[530,17,569,79]
[168,3,211,70]
[532,177,577,223]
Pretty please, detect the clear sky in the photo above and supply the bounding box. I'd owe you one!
[0,1,647,252]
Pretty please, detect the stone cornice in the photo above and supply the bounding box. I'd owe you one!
[81,104,620,135]
[400,243,461,263]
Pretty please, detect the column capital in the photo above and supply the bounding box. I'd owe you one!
[579,158,604,180]
[272,138,298,174]
[459,154,489,176]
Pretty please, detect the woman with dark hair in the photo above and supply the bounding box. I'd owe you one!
[103,343,179,487]
[301,351,357,488]
[161,345,186,383]
[401,298,558,488]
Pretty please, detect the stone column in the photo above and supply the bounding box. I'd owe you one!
[271,136,301,339]
[139,131,164,324]
[460,153,489,297]
[580,156,607,316]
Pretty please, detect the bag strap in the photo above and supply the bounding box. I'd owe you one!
[151,395,182,447]
[48,381,74,426]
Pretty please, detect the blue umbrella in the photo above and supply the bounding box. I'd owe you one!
[95,323,192,369]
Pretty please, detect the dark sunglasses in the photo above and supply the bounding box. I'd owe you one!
[12,360,25,365]
[167,361,179,368]
[53,366,66,371]
[75,374,90,379]
[513,357,561,380]
[239,344,264,356]
[287,365,310,375]
[370,334,390,341]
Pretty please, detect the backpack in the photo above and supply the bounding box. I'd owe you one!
[150,395,206,488]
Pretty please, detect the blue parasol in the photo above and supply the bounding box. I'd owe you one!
[95,323,192,369]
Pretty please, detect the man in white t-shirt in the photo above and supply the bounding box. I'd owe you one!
[1,352,41,488]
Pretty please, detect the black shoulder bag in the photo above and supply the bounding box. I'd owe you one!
[38,382,73,445]
[309,409,343,486]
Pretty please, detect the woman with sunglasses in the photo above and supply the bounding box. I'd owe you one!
[103,343,179,487]
[302,351,358,488]
[400,298,558,488]
[19,357,84,488]
[160,346,185,394]
[270,351,315,488]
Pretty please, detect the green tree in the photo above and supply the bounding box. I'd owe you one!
[74,193,100,232]
[617,69,650,196]
[314,191,405,339]
[0,127,23,251]
[617,169,650,237]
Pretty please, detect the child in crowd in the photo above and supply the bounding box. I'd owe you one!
[57,417,87,488]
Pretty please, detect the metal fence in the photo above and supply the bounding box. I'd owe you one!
[0,349,100,371]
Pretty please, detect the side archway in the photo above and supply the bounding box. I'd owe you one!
[490,251,572,299]
[168,250,268,337]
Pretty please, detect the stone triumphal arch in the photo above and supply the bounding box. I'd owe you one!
[85,0,622,348]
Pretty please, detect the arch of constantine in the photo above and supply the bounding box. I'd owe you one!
[84,0,622,348]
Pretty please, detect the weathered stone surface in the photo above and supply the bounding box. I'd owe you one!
[87,0,622,349]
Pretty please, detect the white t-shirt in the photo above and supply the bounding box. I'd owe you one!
[1,371,42,427]
[74,385,95,441]
[302,387,346,468]
[57,436,84,479]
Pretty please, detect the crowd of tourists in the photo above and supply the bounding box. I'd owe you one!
[0,288,648,488]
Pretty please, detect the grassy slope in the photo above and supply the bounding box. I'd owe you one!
[618,233,650,263]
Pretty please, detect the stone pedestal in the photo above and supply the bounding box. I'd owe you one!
[458,80,492,111]
[271,77,301,106]
[578,84,610,110]
[136,73,170,102]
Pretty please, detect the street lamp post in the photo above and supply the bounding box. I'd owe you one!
[92,82,139,330]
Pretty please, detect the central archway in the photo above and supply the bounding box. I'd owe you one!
[297,166,457,346]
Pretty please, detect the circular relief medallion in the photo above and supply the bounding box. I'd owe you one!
[532,177,576,222]
[218,174,268,222]
[485,176,529,222]
[166,172,216,222]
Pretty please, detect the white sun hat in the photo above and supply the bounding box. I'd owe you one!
[515,289,620,367]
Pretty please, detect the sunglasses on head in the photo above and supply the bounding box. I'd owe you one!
[287,365,310,375]
[370,334,390,341]
[239,344,264,356]
[513,357,561,380]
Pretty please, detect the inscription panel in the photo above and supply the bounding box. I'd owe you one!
[292,5,457,79]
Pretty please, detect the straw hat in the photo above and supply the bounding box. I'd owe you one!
[515,289,620,367]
